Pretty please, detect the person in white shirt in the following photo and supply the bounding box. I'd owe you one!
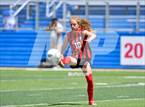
[46,18,64,52]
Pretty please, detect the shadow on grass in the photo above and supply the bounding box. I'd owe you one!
[48,102,83,106]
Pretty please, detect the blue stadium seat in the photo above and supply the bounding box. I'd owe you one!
[0,3,144,31]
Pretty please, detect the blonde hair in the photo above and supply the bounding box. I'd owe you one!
[70,16,81,25]
[70,16,93,32]
[80,18,93,32]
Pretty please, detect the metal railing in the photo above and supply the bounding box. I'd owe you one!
[11,0,31,17]
[10,0,23,10]
[0,0,144,32]
[46,0,63,17]
[1,0,39,30]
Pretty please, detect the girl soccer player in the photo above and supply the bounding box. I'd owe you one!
[60,16,96,105]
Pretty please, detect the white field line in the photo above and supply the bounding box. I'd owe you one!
[95,83,108,85]
[0,83,145,93]
[61,98,145,103]
[117,95,129,98]
[0,103,48,107]
[0,78,68,82]
[124,76,145,79]
[1,98,144,107]
[0,67,145,72]
[1,76,145,82]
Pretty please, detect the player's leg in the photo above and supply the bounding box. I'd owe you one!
[57,35,62,52]
[50,33,57,49]
[82,62,95,105]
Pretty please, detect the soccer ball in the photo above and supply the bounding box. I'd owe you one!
[47,49,61,65]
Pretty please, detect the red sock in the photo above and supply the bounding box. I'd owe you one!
[85,73,94,103]
[61,57,71,64]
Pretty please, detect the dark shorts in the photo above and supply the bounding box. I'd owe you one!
[70,58,91,68]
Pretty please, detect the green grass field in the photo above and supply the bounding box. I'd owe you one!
[0,68,145,107]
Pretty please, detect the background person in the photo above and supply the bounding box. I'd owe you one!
[46,18,64,52]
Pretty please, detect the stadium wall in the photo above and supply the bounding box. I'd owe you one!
[0,31,145,69]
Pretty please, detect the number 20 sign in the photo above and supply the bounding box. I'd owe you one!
[121,36,145,65]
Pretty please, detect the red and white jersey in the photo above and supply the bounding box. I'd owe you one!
[67,31,92,61]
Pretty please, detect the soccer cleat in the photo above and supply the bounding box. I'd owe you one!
[89,101,96,106]
[58,60,64,68]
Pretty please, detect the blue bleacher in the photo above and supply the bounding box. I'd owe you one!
[0,3,145,31]
[0,15,3,27]
[0,2,145,68]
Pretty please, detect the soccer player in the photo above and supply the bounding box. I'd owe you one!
[60,16,96,105]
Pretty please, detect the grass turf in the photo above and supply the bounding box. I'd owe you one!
[0,69,145,107]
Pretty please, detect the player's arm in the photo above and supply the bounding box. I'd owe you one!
[46,24,55,31]
[83,30,96,42]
